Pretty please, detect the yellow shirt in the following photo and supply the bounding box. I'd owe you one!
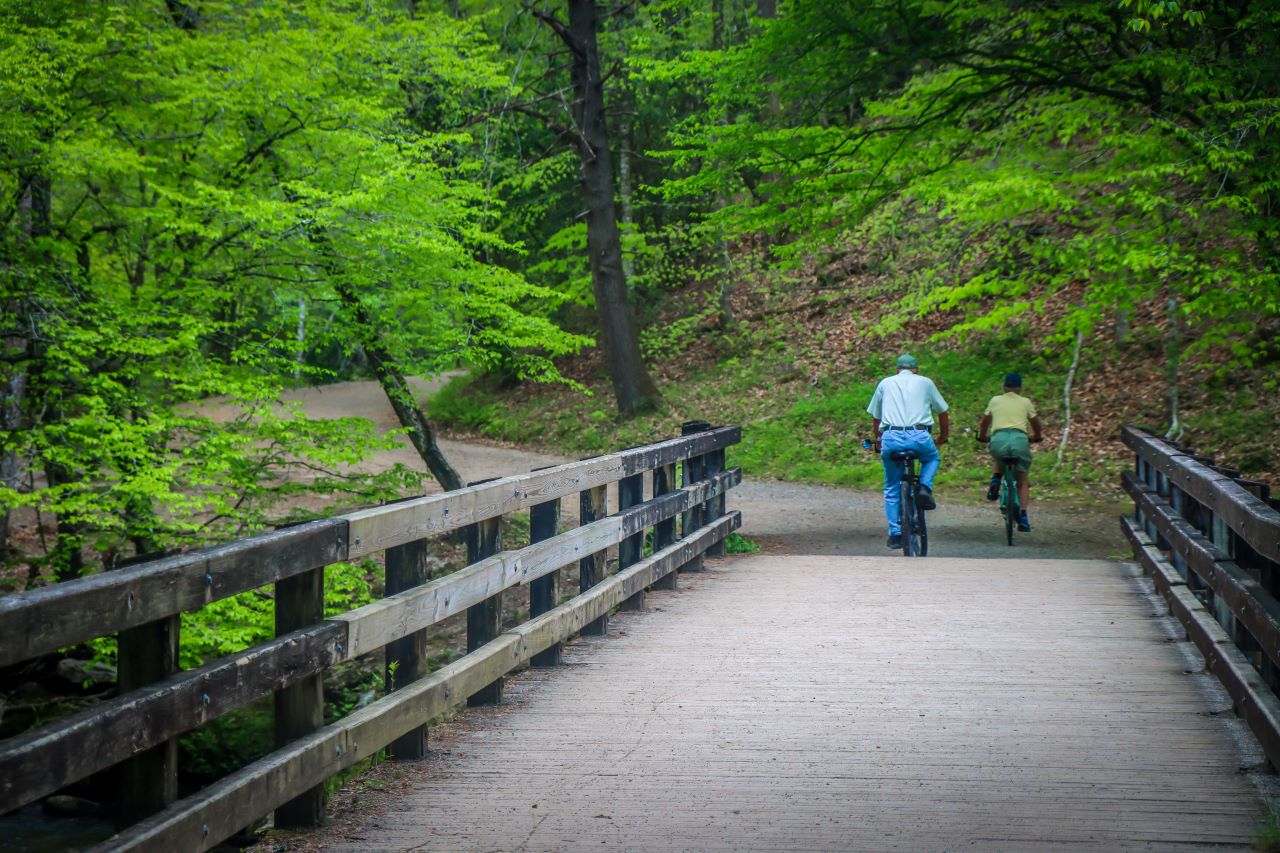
[985,392,1037,434]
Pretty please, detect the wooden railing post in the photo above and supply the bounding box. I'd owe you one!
[679,420,711,572]
[579,483,609,636]
[618,472,646,610]
[385,537,430,760]
[115,615,179,826]
[274,565,326,827]
[465,494,503,706]
[652,462,678,590]
[529,493,562,667]
[705,437,727,557]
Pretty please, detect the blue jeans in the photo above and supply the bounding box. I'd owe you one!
[881,430,940,536]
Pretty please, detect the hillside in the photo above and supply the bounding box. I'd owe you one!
[429,252,1280,502]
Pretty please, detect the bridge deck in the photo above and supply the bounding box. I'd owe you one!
[319,556,1262,852]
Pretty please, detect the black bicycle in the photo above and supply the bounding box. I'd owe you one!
[865,439,927,557]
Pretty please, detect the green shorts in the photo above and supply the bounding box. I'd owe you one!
[989,428,1032,473]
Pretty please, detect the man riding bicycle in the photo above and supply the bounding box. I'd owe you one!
[977,372,1044,532]
[867,354,950,550]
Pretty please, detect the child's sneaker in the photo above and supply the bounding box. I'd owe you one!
[985,475,1001,501]
[1017,510,1031,532]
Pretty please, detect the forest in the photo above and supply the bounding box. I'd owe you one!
[2,0,1280,836]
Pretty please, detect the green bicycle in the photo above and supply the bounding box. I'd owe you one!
[996,454,1020,547]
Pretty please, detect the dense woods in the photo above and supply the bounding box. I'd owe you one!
[2,0,1279,625]
[2,1,1280,844]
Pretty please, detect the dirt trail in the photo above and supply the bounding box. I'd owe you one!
[235,379,1123,560]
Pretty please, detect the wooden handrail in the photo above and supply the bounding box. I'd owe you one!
[0,426,740,668]
[0,426,744,849]
[1122,426,1280,562]
[94,512,742,853]
[0,467,740,815]
[1122,425,1280,768]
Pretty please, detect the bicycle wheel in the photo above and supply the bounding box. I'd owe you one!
[1003,472,1017,546]
[899,479,915,557]
[915,503,928,556]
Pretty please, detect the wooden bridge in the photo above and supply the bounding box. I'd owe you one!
[2,424,1280,851]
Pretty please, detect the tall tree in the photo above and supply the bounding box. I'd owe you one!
[532,1,663,417]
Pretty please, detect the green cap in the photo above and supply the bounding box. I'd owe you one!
[895,353,918,370]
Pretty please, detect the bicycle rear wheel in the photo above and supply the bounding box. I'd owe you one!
[915,503,928,556]
[899,480,916,557]
[1003,472,1017,546]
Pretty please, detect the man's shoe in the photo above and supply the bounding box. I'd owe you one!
[917,484,937,511]
[985,476,1001,502]
[887,534,903,549]
[1017,511,1031,533]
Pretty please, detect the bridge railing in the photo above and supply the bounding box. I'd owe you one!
[0,422,742,852]
[1120,424,1280,766]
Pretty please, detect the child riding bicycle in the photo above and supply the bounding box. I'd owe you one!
[976,372,1044,532]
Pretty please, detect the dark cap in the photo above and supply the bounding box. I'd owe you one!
[895,354,918,370]
[1004,372,1022,388]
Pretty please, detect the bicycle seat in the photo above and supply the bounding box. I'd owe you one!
[1001,456,1020,463]
[889,450,920,461]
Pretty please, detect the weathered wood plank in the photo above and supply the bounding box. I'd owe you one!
[385,538,430,761]
[0,621,344,816]
[0,519,347,668]
[92,513,741,853]
[529,496,562,668]
[1124,426,1280,563]
[273,567,327,828]
[466,513,503,707]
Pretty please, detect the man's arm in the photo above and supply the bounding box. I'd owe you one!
[936,411,950,445]
[1029,416,1044,443]
[977,413,992,442]
[871,417,882,453]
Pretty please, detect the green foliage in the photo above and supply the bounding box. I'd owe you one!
[655,0,1280,386]
[87,559,377,670]
[1,0,589,578]
[723,532,760,554]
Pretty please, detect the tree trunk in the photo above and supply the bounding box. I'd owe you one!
[1164,292,1184,442]
[333,283,462,492]
[711,0,736,331]
[295,295,306,379]
[564,0,662,417]
[616,114,636,285]
[1056,328,1084,465]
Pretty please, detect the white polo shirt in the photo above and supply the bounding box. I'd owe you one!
[866,370,949,428]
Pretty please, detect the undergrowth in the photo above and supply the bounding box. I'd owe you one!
[429,348,1123,506]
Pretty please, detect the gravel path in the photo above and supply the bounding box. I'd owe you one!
[227,378,1124,561]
